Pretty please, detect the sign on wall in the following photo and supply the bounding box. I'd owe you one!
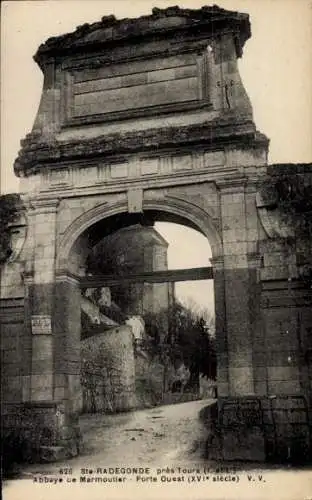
[31,315,52,335]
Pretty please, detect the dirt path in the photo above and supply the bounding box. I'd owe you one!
[19,398,212,474]
[77,398,212,466]
[4,400,312,500]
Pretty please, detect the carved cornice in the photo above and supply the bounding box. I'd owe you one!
[55,269,81,286]
[215,174,248,191]
[29,198,60,213]
[15,117,268,177]
[34,6,251,69]
[210,256,224,271]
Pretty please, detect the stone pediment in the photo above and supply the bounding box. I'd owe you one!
[34,5,250,67]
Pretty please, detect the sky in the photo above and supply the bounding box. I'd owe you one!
[154,221,213,314]
[1,0,311,313]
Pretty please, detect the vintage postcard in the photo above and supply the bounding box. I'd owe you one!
[1,1,312,499]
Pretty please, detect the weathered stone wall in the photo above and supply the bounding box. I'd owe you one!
[2,163,311,460]
[3,167,311,418]
[257,240,312,397]
[80,325,136,413]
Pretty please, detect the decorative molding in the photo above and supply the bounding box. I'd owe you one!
[37,166,243,202]
[0,297,25,310]
[55,269,81,286]
[62,43,212,73]
[29,198,60,213]
[247,252,261,270]
[215,174,248,192]
[210,256,225,271]
[15,118,264,177]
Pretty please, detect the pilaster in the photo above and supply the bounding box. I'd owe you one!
[25,198,59,402]
[54,271,81,415]
[30,198,60,284]
[217,177,254,396]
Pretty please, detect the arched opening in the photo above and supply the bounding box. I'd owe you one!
[57,199,222,272]
[155,221,214,319]
[56,203,222,419]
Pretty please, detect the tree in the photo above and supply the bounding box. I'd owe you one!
[169,303,217,388]
[143,302,217,391]
[180,296,215,335]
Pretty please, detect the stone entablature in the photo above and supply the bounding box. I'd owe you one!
[19,145,267,194]
[15,119,268,178]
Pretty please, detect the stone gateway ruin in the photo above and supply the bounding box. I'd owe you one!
[1,5,312,463]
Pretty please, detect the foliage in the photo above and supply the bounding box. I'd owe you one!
[143,302,217,385]
[0,193,23,264]
[180,296,215,335]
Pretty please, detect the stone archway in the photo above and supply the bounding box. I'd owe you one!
[53,195,224,423]
[5,5,311,464]
[57,196,223,272]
